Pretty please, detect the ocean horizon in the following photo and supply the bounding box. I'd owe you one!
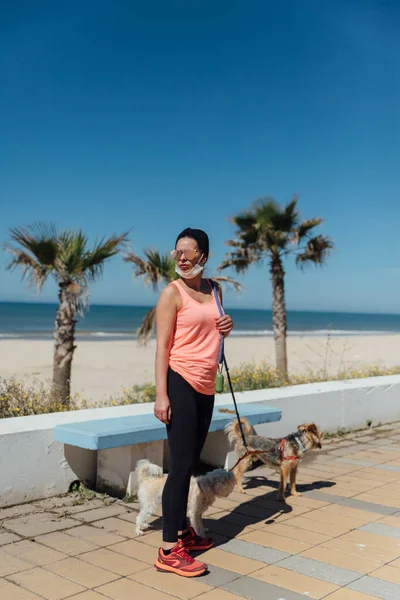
[1,301,400,341]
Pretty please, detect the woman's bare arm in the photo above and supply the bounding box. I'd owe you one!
[154,284,179,424]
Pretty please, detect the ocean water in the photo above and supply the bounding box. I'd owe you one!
[1,302,400,341]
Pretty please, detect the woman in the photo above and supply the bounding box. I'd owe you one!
[153,227,233,577]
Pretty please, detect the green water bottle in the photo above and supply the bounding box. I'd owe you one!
[215,369,224,393]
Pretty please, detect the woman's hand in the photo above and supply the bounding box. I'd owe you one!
[216,314,234,337]
[154,395,172,424]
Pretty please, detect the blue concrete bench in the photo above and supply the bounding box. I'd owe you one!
[54,402,281,496]
[54,402,281,450]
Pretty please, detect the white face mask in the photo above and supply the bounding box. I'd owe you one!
[175,255,205,279]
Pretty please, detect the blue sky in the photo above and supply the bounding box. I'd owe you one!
[1,0,399,312]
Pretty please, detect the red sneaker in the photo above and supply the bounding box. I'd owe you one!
[154,540,207,577]
[180,527,214,552]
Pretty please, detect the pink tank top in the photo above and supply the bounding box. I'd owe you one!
[169,280,221,395]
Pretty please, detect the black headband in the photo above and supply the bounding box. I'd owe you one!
[175,227,209,257]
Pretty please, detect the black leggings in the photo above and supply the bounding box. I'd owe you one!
[162,368,214,543]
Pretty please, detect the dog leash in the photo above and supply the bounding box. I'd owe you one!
[211,279,302,473]
[211,281,273,471]
[211,280,250,454]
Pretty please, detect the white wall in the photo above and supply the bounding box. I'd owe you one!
[0,404,160,508]
[227,375,400,437]
[1,375,400,508]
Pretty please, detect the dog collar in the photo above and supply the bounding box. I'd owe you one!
[294,434,306,453]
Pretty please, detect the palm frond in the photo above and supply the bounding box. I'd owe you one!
[249,197,298,233]
[143,249,177,282]
[238,228,260,246]
[264,228,287,250]
[277,195,300,232]
[295,217,323,242]
[219,248,261,273]
[230,211,257,231]
[252,197,281,225]
[137,307,157,344]
[5,223,61,290]
[283,196,299,219]
[125,249,177,291]
[296,235,334,269]
[211,275,243,293]
[7,223,59,267]
[264,198,299,234]
[82,232,129,282]
[56,230,88,281]
[5,248,50,290]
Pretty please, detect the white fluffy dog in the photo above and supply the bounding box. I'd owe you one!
[135,459,236,538]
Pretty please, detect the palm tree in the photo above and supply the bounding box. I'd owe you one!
[219,196,334,376]
[5,223,129,404]
[124,249,242,344]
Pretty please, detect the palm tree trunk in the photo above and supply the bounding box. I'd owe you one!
[270,254,288,377]
[53,283,77,405]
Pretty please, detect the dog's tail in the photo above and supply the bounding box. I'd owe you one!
[224,416,255,444]
[135,459,163,484]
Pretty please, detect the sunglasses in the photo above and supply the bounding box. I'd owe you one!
[170,248,200,261]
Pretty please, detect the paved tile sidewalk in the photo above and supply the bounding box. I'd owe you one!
[1,422,400,599]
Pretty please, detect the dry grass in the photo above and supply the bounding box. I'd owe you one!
[224,361,400,392]
[0,376,78,418]
[2,359,400,419]
[0,376,155,419]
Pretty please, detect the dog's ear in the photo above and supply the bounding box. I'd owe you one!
[298,423,322,448]
[307,423,319,436]
[307,423,322,448]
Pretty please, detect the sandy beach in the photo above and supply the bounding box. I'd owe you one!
[1,334,399,403]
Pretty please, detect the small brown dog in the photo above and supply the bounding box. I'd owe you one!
[225,418,323,501]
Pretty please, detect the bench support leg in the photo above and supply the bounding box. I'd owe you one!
[97,440,163,498]
[198,430,234,470]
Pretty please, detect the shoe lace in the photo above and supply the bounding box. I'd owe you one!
[175,542,195,563]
